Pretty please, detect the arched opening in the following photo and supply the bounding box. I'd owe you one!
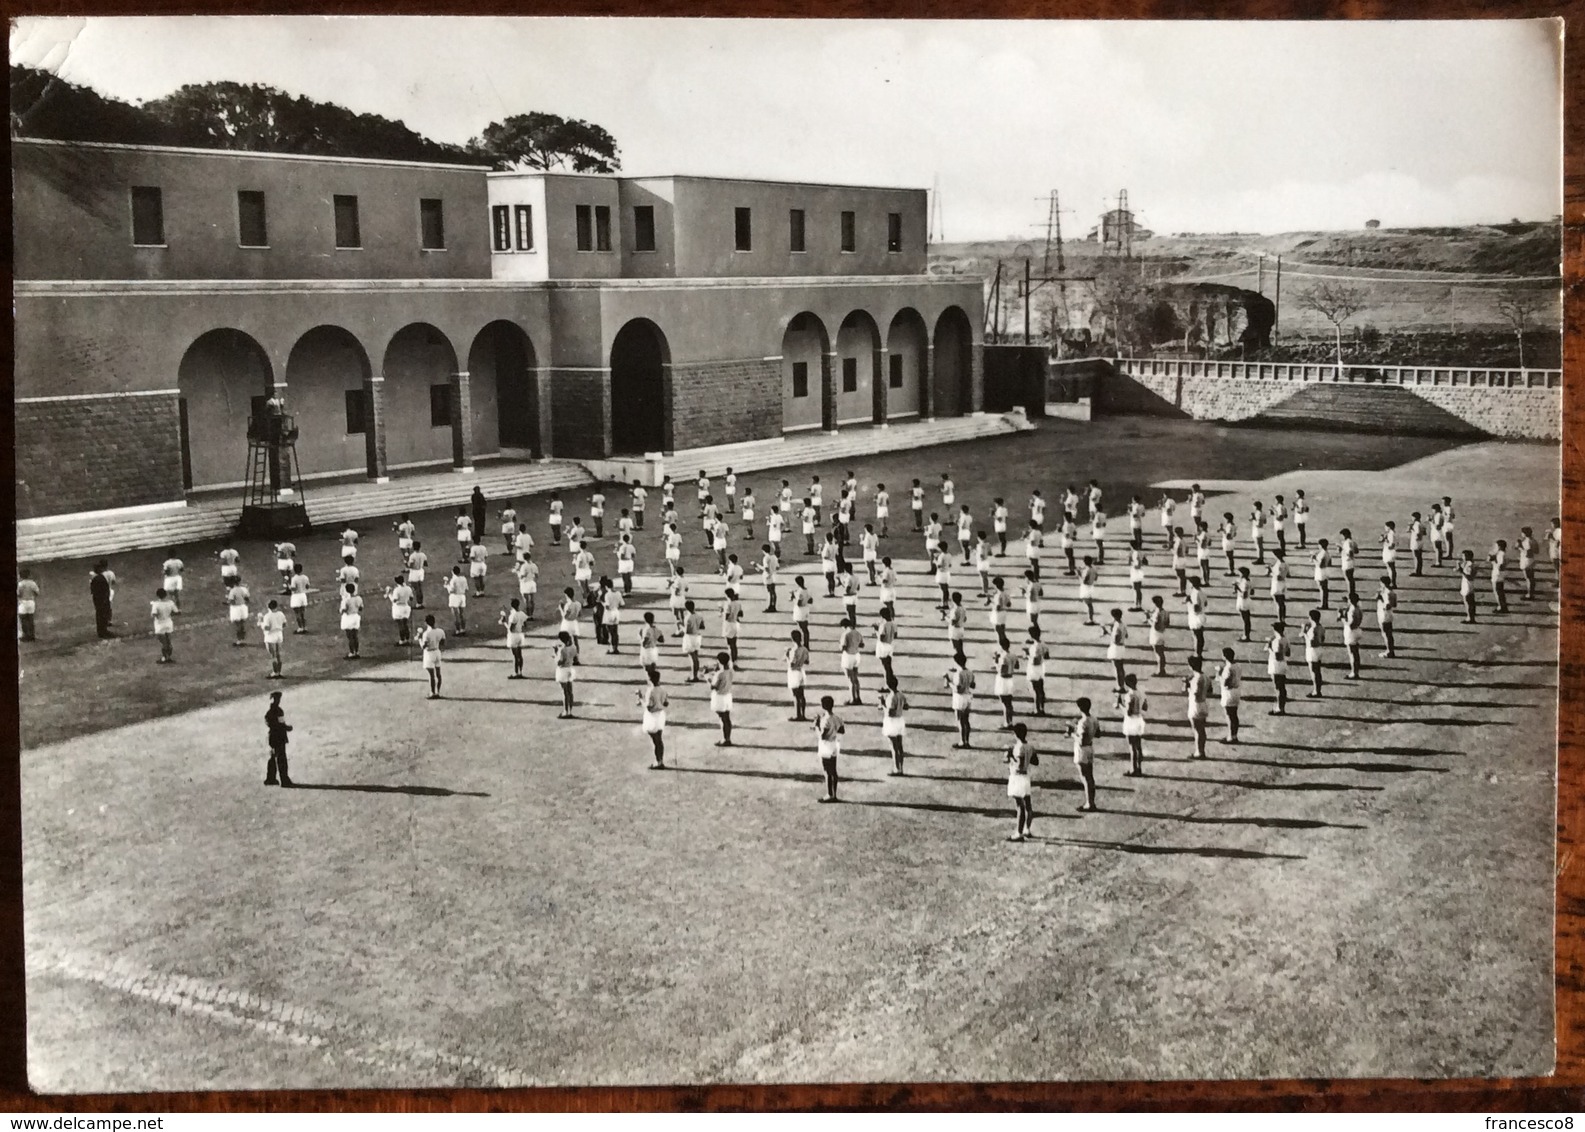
[933,306,974,417]
[284,325,373,478]
[467,321,540,458]
[780,312,828,433]
[610,318,669,455]
[382,323,460,470]
[177,329,274,490]
[836,310,881,427]
[885,308,928,421]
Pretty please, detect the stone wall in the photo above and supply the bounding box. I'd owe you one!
[1096,362,1561,441]
[548,368,610,458]
[1411,386,1561,441]
[16,393,185,519]
[669,357,781,451]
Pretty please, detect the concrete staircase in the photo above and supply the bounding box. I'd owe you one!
[663,412,1031,482]
[16,414,1028,564]
[16,461,595,564]
[1249,383,1488,438]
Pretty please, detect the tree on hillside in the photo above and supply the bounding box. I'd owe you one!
[1086,262,1153,357]
[10,65,172,144]
[1496,288,1548,370]
[144,82,471,163]
[469,112,621,173]
[1295,281,1368,377]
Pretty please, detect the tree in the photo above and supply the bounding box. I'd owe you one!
[1086,262,1152,357]
[1496,288,1547,369]
[469,112,621,173]
[1295,281,1368,377]
[10,65,173,145]
[144,82,471,164]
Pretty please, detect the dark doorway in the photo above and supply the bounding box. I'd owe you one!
[469,321,539,455]
[610,319,669,454]
[178,399,192,490]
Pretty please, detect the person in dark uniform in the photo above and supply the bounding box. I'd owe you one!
[264,691,294,786]
[90,560,115,639]
[470,485,488,541]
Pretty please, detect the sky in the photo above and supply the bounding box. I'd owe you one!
[10,16,1564,239]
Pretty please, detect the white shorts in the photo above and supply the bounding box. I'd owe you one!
[290,594,308,609]
[1123,714,1146,738]
[1078,584,1094,600]
[639,646,659,666]
[863,550,877,563]
[840,653,860,671]
[507,633,525,649]
[952,693,972,713]
[1221,690,1240,708]
[1073,746,1093,767]
[165,575,183,592]
[575,570,592,584]
[392,605,411,620]
[619,562,634,575]
[1130,569,1145,584]
[423,651,442,670]
[822,562,836,575]
[1268,661,1287,677]
[342,548,357,560]
[876,507,889,519]
[1187,703,1209,722]
[17,600,35,616]
[1383,549,1397,563]
[642,711,666,735]
[994,675,1013,696]
[221,570,240,583]
[555,666,574,683]
[1305,648,1320,664]
[263,632,283,647]
[560,620,580,637]
[817,738,840,758]
[229,607,248,623]
[519,583,538,596]
[876,642,895,659]
[470,563,487,577]
[1007,773,1031,799]
[710,692,733,713]
[787,670,806,690]
[276,559,292,573]
[399,538,414,552]
[883,716,906,738]
[683,635,702,654]
[1106,643,1123,660]
[1343,627,1359,645]
[1025,665,1045,682]
[341,614,361,631]
[666,549,681,562]
[1149,631,1165,647]
[449,595,466,609]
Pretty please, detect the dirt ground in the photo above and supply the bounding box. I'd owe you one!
[20,420,1559,1090]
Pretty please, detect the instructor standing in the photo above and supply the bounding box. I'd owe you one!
[264,692,294,787]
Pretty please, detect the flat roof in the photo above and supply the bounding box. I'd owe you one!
[487,169,925,193]
[14,136,492,173]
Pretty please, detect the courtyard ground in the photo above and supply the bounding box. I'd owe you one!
[19,419,1560,1089]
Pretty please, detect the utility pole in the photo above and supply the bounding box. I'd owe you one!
[1258,253,1265,295]
[1024,259,1032,345]
[1273,255,1282,342]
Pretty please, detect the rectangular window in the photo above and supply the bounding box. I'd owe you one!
[840,210,856,253]
[575,204,593,251]
[842,357,858,393]
[789,208,806,253]
[334,194,361,248]
[633,205,656,252]
[595,205,612,251]
[514,204,533,250]
[420,198,445,249]
[130,186,164,246]
[889,353,904,388]
[344,388,367,435]
[887,212,902,253]
[430,383,453,428]
[237,190,267,247]
[734,206,752,252]
[791,362,809,398]
[491,205,511,251]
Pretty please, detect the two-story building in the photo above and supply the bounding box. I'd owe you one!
[13,138,984,521]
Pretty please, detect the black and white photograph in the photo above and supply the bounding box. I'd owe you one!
[9,16,1564,1092]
